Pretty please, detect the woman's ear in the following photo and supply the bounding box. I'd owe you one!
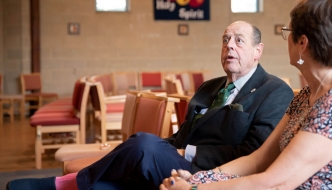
[298,35,309,54]
[254,43,264,60]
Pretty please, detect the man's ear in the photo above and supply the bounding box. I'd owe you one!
[254,43,264,60]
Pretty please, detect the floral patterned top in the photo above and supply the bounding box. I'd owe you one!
[281,86,332,189]
[187,86,332,189]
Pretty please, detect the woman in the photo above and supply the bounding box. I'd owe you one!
[160,0,332,189]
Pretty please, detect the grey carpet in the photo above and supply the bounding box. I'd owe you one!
[0,168,62,189]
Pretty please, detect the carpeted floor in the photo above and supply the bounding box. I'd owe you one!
[0,168,62,189]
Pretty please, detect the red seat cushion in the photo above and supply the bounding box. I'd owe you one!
[31,111,75,120]
[30,115,79,127]
[106,102,125,113]
[26,92,58,98]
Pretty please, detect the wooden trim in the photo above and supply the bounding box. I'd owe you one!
[30,0,40,73]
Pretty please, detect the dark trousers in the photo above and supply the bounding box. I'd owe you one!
[76,132,192,190]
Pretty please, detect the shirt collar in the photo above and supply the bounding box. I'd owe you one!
[226,66,257,92]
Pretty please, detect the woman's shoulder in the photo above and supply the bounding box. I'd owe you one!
[313,87,332,112]
[286,86,310,115]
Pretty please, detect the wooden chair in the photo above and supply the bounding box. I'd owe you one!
[168,94,191,128]
[0,74,25,124]
[132,93,179,138]
[188,71,213,93]
[55,92,179,174]
[164,76,186,133]
[30,80,91,169]
[90,82,126,143]
[165,77,185,96]
[89,73,114,96]
[139,72,165,92]
[175,72,192,95]
[112,72,139,95]
[20,73,58,112]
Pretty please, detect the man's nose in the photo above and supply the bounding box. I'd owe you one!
[226,38,235,50]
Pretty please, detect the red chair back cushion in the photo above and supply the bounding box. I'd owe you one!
[133,97,166,136]
[141,72,162,87]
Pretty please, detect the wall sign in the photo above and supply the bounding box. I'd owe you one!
[154,0,210,21]
[68,23,80,35]
[178,24,189,35]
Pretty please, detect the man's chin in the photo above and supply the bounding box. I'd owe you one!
[223,63,240,74]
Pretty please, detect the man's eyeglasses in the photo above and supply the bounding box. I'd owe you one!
[281,27,292,40]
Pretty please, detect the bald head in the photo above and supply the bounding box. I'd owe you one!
[228,21,261,46]
[221,21,264,81]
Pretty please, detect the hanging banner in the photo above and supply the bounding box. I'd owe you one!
[154,0,210,21]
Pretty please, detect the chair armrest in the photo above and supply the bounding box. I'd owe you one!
[167,97,180,103]
[55,143,120,162]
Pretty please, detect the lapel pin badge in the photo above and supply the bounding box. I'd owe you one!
[250,88,256,93]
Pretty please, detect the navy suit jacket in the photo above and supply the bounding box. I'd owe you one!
[164,64,294,171]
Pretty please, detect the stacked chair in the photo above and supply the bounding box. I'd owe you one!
[168,94,191,129]
[55,91,180,174]
[29,78,91,169]
[29,71,211,170]
[164,75,192,132]
[88,74,126,143]
[90,81,126,143]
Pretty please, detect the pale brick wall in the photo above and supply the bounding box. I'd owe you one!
[2,0,24,94]
[1,0,301,96]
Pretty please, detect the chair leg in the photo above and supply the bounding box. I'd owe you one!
[38,96,43,109]
[101,123,106,144]
[76,129,81,144]
[35,126,42,169]
[9,99,14,123]
[19,99,25,120]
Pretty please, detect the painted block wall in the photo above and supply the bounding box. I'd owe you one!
[2,0,301,96]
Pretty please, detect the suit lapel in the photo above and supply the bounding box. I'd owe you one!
[186,78,227,129]
[191,64,267,132]
[232,64,266,103]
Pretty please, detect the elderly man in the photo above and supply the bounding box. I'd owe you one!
[6,21,293,190]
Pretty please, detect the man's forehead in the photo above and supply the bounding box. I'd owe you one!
[223,22,252,36]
